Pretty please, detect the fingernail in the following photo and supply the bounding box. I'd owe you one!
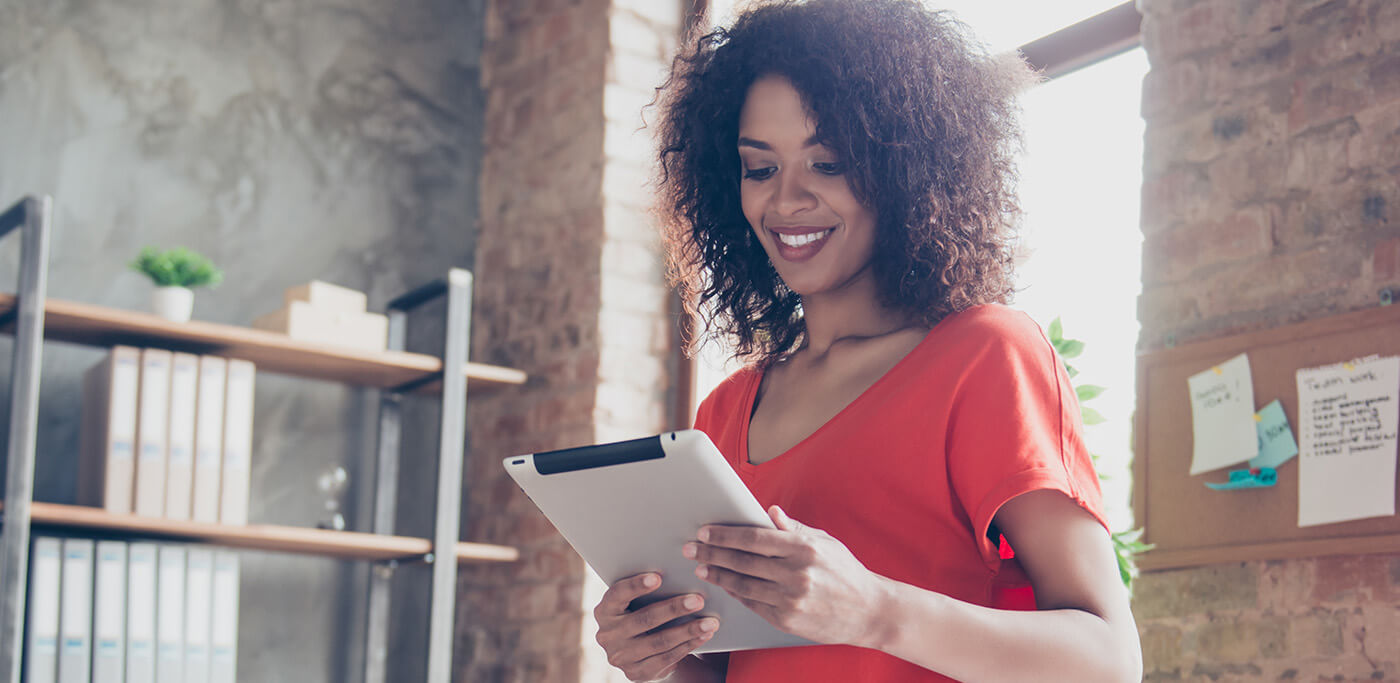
[682,543,697,559]
[695,565,708,580]
[697,528,710,543]
[643,574,660,588]
[699,618,717,633]
[683,595,701,610]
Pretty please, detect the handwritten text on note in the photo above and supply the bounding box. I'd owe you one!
[1297,356,1400,527]
[1188,353,1259,475]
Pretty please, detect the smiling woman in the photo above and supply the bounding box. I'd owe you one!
[735,76,879,302]
[592,1,1144,682]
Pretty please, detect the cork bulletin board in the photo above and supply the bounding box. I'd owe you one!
[1133,303,1400,571]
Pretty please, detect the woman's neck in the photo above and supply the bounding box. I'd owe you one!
[796,270,914,359]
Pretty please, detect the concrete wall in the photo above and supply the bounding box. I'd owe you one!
[1136,0,1400,679]
[0,0,485,680]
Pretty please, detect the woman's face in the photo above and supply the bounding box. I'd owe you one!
[737,75,878,300]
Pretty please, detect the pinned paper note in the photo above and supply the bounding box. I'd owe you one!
[1297,355,1400,527]
[1205,467,1278,490]
[1249,399,1299,469]
[1188,353,1259,475]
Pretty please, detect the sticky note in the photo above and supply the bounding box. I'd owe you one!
[1187,353,1259,475]
[1249,399,1299,469]
[1205,467,1278,490]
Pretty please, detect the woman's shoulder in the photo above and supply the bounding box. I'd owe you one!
[935,303,1050,350]
[693,364,761,429]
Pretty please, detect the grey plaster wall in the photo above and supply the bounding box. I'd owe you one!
[0,0,484,680]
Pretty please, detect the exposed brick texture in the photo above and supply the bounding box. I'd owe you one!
[1138,0,1400,680]
[1135,558,1400,680]
[1138,0,1400,350]
[459,1,682,681]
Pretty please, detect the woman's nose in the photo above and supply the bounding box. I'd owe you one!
[773,170,817,215]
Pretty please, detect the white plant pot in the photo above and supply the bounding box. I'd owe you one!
[152,286,194,322]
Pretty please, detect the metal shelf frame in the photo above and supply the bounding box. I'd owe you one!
[0,195,52,683]
[364,269,476,683]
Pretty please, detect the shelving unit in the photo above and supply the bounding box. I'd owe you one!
[0,195,524,683]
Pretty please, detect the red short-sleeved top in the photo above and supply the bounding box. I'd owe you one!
[692,304,1108,683]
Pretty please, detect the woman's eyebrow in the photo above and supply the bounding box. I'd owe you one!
[737,135,823,150]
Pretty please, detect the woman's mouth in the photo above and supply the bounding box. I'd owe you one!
[770,227,835,262]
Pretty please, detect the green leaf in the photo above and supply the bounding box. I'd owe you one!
[1076,384,1106,402]
[1081,406,1107,425]
[1065,364,1079,378]
[129,246,223,289]
[1056,339,1085,359]
[1048,317,1063,343]
[1110,528,1154,591]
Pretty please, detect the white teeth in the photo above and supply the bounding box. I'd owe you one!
[776,229,832,247]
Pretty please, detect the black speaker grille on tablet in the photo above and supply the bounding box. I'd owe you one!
[533,435,665,474]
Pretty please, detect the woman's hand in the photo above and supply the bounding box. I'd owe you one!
[684,505,889,647]
[593,572,720,681]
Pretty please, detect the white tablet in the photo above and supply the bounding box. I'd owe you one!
[503,429,815,654]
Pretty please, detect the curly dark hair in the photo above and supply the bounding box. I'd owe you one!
[656,0,1028,367]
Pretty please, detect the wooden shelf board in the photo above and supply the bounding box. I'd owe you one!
[9,502,519,564]
[0,294,526,392]
[1137,533,1400,572]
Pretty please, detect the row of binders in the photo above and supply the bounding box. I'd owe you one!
[80,348,255,524]
[25,537,239,683]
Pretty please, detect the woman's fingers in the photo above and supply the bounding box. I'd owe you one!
[685,541,789,582]
[627,626,719,681]
[608,618,720,681]
[613,593,709,640]
[697,524,796,557]
[696,562,786,607]
[594,574,724,680]
[594,573,662,621]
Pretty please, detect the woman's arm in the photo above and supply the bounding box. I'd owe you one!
[865,490,1141,682]
[688,495,1141,683]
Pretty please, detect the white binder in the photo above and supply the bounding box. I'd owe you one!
[155,546,185,683]
[208,552,239,683]
[125,543,157,683]
[183,549,212,683]
[90,541,126,683]
[191,356,226,524]
[78,346,141,513]
[164,353,199,520]
[134,349,173,518]
[57,539,93,683]
[219,359,254,525]
[24,537,62,683]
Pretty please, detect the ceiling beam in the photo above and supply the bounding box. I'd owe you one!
[1018,1,1143,81]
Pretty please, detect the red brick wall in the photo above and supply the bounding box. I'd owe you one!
[1136,0,1400,679]
[458,0,682,680]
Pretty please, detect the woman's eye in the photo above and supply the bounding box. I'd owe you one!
[743,167,776,181]
[813,162,844,175]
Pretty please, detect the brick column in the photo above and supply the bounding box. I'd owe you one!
[459,0,683,680]
[1135,0,1400,679]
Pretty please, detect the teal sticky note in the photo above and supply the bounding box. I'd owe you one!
[1205,467,1278,490]
[1249,399,1298,469]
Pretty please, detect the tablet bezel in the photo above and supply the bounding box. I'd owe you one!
[503,429,815,654]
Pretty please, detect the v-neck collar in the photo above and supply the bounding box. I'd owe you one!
[738,325,939,471]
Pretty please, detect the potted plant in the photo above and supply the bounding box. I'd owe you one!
[129,246,223,322]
